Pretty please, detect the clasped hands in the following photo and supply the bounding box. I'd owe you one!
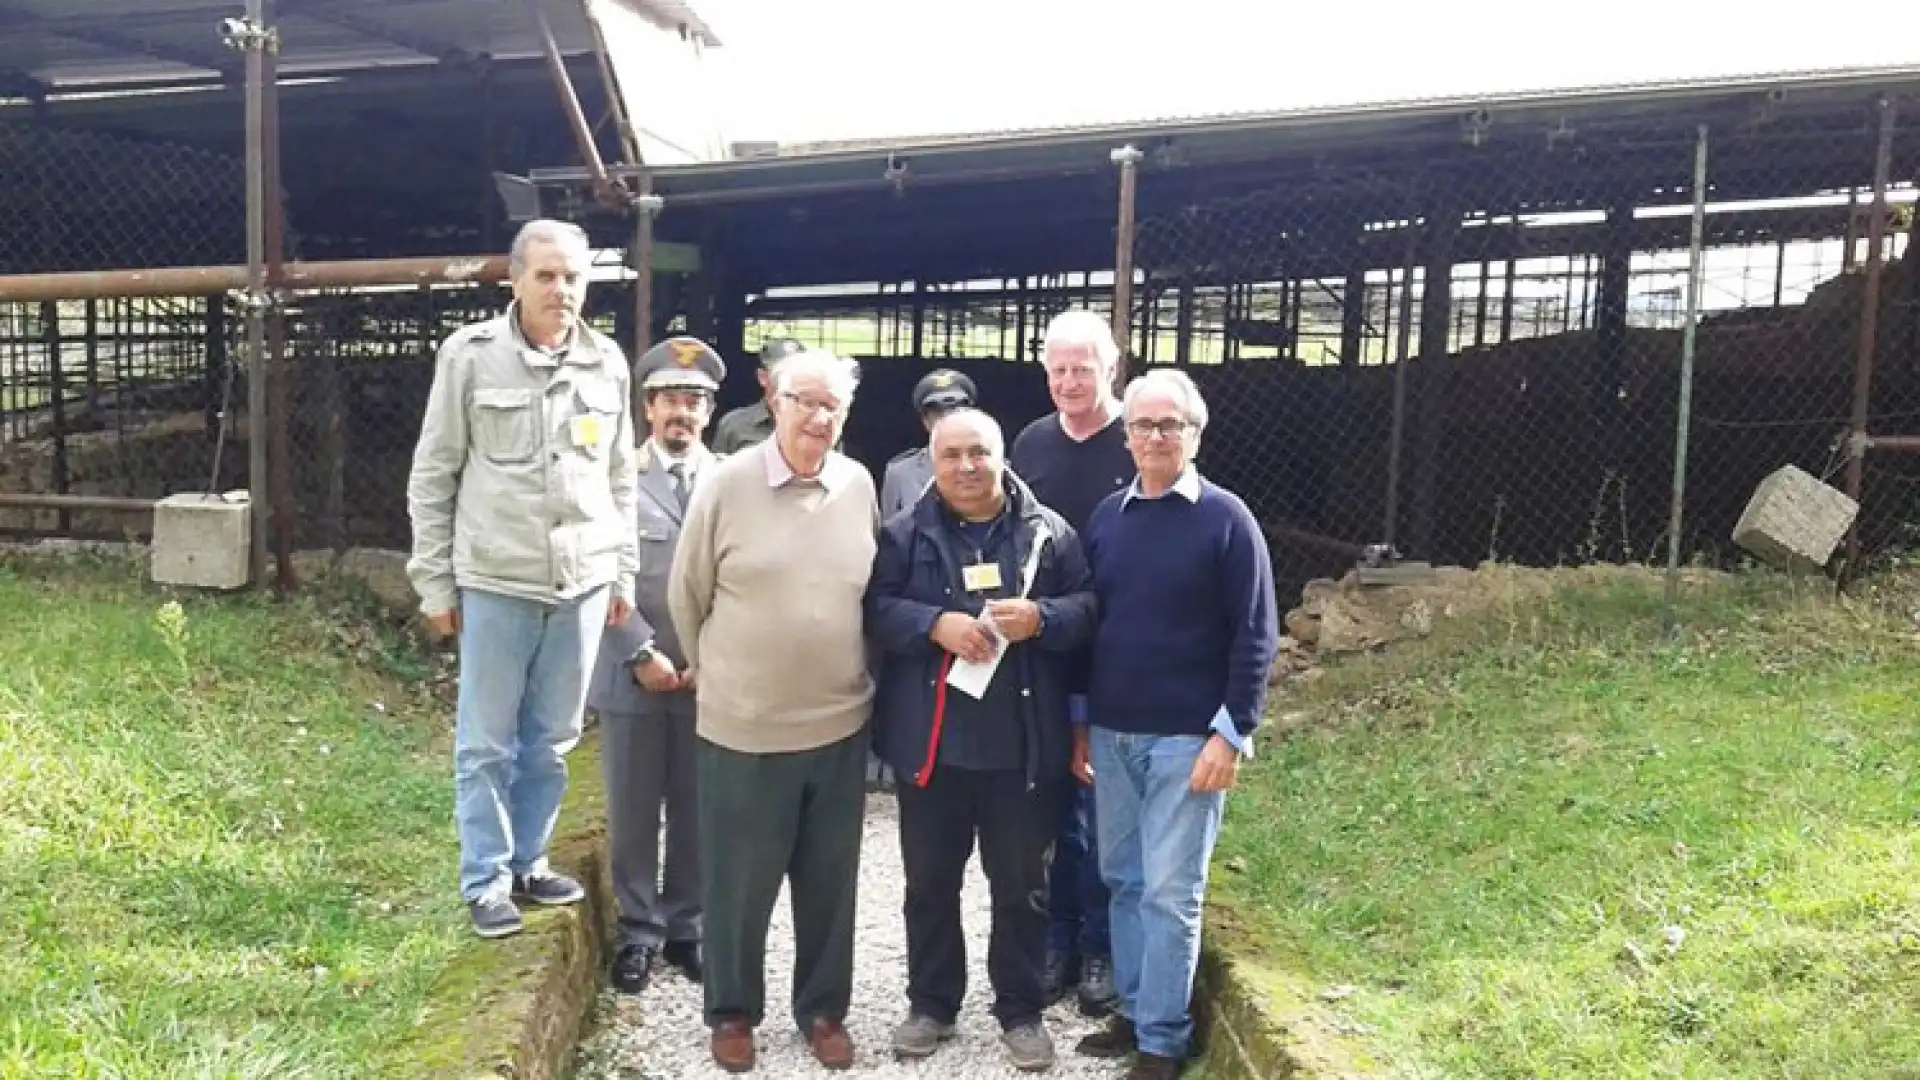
[930,600,1041,664]
[631,653,696,693]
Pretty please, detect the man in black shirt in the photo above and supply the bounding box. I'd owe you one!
[1007,309,1136,1016]
[866,408,1098,1071]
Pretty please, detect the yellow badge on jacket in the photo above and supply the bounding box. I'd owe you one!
[569,414,603,449]
[963,562,1002,592]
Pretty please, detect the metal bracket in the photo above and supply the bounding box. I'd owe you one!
[1847,429,1873,459]
[632,193,665,217]
[882,153,909,196]
[218,16,279,54]
[1110,144,1146,167]
[1462,108,1492,148]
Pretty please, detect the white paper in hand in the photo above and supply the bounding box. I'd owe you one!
[945,619,1008,700]
[944,521,1050,701]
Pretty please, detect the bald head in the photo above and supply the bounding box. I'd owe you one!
[930,408,1006,520]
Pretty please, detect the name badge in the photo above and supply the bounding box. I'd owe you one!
[963,561,1003,592]
[569,414,603,449]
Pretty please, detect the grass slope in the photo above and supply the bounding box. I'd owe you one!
[1216,569,1920,1080]
[0,552,464,1079]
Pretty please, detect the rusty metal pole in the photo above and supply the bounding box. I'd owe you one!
[632,174,661,356]
[1110,145,1144,387]
[524,0,619,208]
[1663,124,1710,636]
[237,0,273,589]
[263,0,296,594]
[1843,96,1897,584]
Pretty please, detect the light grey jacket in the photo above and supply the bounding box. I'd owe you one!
[586,441,717,715]
[404,308,639,617]
[879,446,934,526]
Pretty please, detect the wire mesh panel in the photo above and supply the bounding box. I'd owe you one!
[1122,97,1920,598]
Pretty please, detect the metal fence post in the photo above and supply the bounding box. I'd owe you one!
[238,0,273,589]
[1110,144,1144,384]
[1663,123,1711,635]
[632,173,662,356]
[1842,96,1897,583]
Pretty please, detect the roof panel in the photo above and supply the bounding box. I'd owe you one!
[0,0,717,92]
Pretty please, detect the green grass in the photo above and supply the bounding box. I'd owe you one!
[1216,569,1920,1080]
[0,552,466,1079]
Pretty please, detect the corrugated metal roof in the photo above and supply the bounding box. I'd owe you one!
[762,63,1920,161]
[0,0,719,95]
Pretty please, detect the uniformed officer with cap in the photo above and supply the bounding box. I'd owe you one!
[880,367,979,522]
[710,336,806,455]
[588,334,727,995]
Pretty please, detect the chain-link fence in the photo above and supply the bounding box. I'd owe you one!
[1123,103,1920,605]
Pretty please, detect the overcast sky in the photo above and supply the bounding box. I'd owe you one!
[687,0,1916,144]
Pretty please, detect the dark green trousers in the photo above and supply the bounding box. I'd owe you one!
[697,728,869,1032]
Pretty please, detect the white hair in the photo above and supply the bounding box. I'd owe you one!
[508,218,591,277]
[1041,309,1119,370]
[772,348,860,403]
[1122,368,1209,434]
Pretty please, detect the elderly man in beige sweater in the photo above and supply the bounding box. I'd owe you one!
[668,347,879,1074]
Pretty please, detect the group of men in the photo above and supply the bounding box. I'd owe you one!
[405,219,1282,1080]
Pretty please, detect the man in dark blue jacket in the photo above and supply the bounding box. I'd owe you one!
[865,408,1098,1073]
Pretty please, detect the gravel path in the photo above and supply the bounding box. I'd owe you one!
[574,793,1129,1079]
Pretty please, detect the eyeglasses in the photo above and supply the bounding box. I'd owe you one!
[779,390,844,418]
[1126,418,1191,441]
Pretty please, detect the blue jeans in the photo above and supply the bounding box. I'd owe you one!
[1090,726,1226,1061]
[454,585,611,902]
[1048,695,1110,960]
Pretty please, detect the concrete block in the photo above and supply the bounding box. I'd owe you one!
[151,491,253,589]
[1731,465,1858,571]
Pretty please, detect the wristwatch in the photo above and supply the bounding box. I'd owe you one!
[628,641,657,667]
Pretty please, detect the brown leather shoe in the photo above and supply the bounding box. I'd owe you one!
[710,1018,755,1073]
[806,1017,855,1070]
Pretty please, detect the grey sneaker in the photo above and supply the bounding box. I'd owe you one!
[469,894,523,939]
[513,870,585,906]
[1077,954,1117,1016]
[1001,1022,1056,1072]
[889,1013,955,1059]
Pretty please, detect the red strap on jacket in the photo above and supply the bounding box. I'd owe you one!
[916,653,954,788]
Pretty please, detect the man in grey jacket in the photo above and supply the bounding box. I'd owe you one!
[405,218,639,940]
[588,336,726,994]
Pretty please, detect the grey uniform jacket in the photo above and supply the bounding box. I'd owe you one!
[587,443,718,715]
[879,447,933,525]
[404,309,639,617]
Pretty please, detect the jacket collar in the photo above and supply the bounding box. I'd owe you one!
[908,467,1043,533]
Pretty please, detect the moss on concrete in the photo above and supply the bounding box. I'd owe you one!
[382,727,614,1080]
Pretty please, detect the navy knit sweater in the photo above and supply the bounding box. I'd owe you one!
[1083,475,1281,742]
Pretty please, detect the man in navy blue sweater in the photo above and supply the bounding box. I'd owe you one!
[1069,369,1280,1080]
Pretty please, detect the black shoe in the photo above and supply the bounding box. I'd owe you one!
[611,944,655,994]
[662,940,704,983]
[1074,1015,1136,1059]
[512,870,585,906]
[1077,953,1118,1017]
[1041,950,1079,1007]
[469,895,524,939]
[1123,1051,1183,1080]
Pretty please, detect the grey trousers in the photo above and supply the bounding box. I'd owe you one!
[601,694,701,949]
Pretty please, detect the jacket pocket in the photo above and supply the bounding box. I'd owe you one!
[472,388,539,464]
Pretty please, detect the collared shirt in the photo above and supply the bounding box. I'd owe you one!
[652,439,698,482]
[1109,464,1250,758]
[1120,466,1202,509]
[504,301,578,364]
[761,438,856,495]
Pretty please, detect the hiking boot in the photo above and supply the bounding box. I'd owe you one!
[468,894,523,939]
[1001,1022,1057,1072]
[512,869,585,906]
[1077,953,1118,1016]
[1074,1014,1136,1058]
[890,1013,955,1058]
[1042,950,1079,1006]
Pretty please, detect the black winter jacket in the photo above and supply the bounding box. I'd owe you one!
[863,473,1097,790]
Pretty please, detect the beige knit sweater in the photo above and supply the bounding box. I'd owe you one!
[667,442,879,753]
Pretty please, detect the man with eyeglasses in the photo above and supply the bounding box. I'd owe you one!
[1008,309,1135,1016]
[668,347,879,1074]
[1069,369,1281,1080]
